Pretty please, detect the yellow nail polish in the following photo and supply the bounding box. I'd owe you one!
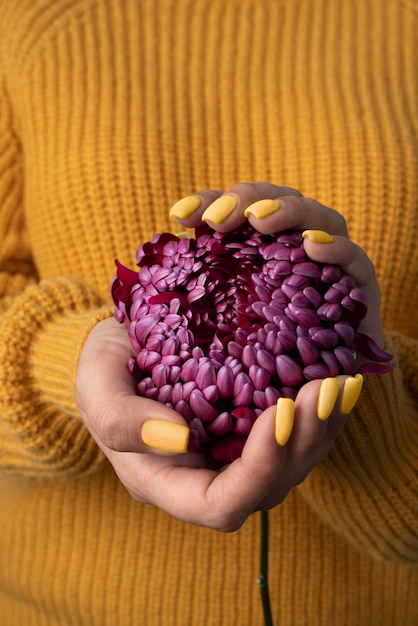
[175,231,192,239]
[169,196,201,220]
[201,195,237,224]
[274,397,295,446]
[141,419,190,454]
[244,199,280,219]
[341,374,364,414]
[302,230,335,244]
[317,377,340,421]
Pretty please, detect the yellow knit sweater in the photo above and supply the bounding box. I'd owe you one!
[0,0,417,624]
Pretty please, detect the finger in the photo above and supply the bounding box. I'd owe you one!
[261,373,364,510]
[93,393,190,455]
[302,232,375,289]
[169,182,302,230]
[302,232,383,343]
[134,406,290,530]
[169,189,224,226]
[244,195,349,236]
[258,377,350,509]
[286,378,347,466]
[76,322,190,455]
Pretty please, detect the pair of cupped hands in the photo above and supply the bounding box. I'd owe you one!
[76,183,383,531]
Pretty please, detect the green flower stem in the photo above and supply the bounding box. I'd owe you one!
[257,510,274,626]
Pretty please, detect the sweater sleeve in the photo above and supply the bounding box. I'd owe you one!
[298,331,418,565]
[0,68,108,479]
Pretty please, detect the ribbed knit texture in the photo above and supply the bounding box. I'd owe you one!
[0,0,417,624]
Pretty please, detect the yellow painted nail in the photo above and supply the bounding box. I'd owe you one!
[341,374,364,414]
[244,199,280,219]
[169,196,201,220]
[302,230,335,244]
[317,377,340,421]
[141,419,190,454]
[201,195,238,224]
[274,397,295,447]
[175,231,192,239]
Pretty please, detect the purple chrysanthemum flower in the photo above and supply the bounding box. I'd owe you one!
[111,224,393,464]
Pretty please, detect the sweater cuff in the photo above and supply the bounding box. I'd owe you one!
[298,333,418,564]
[0,277,113,479]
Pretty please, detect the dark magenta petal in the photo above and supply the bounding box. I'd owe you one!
[297,336,320,366]
[189,389,219,422]
[320,350,341,377]
[211,435,246,465]
[292,261,322,280]
[353,332,394,363]
[286,303,321,328]
[232,409,257,436]
[207,412,233,435]
[303,362,330,380]
[358,361,396,375]
[276,355,304,387]
[334,346,355,373]
[115,259,139,285]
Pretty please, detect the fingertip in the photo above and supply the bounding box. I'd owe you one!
[141,419,190,454]
[302,229,335,244]
[244,198,281,220]
[341,373,364,414]
[274,397,295,446]
[201,194,238,225]
[169,195,202,220]
[317,377,340,421]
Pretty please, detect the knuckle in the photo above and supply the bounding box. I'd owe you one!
[211,511,246,533]
[202,493,251,532]
[94,401,125,450]
[335,212,348,232]
[227,181,259,198]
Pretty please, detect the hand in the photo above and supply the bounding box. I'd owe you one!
[75,177,373,530]
[170,181,384,349]
[76,317,358,530]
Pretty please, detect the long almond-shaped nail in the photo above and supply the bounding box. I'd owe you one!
[274,397,295,446]
[341,374,364,414]
[317,377,340,421]
[141,419,190,453]
[170,196,201,220]
[302,230,335,243]
[244,199,280,219]
[201,195,237,224]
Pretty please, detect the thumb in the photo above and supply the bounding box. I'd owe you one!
[89,392,190,455]
[76,319,189,455]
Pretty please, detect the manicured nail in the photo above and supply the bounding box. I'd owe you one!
[274,397,295,446]
[302,230,335,243]
[175,231,192,239]
[170,196,201,220]
[317,377,340,421]
[341,374,364,414]
[141,419,190,453]
[244,199,280,219]
[201,195,238,224]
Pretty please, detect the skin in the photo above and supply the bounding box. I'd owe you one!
[76,182,384,532]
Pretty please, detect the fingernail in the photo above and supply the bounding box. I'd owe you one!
[317,377,340,421]
[302,230,335,243]
[175,231,192,239]
[274,397,295,446]
[244,199,280,219]
[141,419,190,453]
[170,196,201,219]
[341,374,364,414]
[201,195,238,224]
